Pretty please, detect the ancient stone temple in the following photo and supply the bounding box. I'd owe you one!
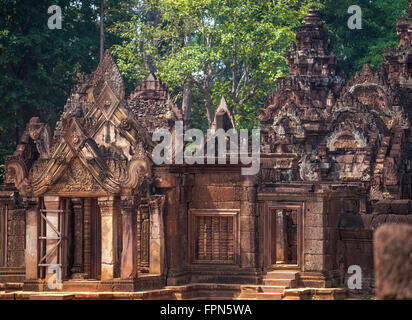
[0,5,411,299]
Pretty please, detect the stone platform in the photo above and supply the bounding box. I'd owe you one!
[0,283,348,300]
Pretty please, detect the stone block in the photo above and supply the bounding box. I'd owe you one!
[240,231,256,252]
[101,263,114,280]
[190,201,240,210]
[305,239,324,255]
[240,202,255,216]
[240,252,256,268]
[304,254,324,271]
[374,223,412,300]
[194,173,241,186]
[305,227,324,240]
[192,186,235,202]
[8,236,25,250]
[239,216,255,232]
[390,200,411,215]
[306,213,323,227]
[10,209,25,220]
[7,250,24,267]
[306,201,324,215]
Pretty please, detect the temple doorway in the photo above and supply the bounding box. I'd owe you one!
[265,204,303,269]
[39,197,102,281]
[68,198,102,280]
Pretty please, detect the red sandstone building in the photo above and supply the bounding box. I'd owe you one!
[0,6,411,299]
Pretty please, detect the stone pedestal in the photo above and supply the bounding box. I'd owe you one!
[23,198,39,280]
[98,196,118,280]
[149,196,165,275]
[120,196,137,279]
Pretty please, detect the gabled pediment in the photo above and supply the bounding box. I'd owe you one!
[7,50,154,197]
[211,97,236,131]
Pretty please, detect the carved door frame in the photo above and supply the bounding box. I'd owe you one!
[0,204,7,267]
[263,202,304,270]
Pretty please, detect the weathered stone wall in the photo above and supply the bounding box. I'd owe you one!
[304,199,327,273]
[374,223,412,299]
[171,168,260,284]
[190,172,243,210]
[6,208,25,267]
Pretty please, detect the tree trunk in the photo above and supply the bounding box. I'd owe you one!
[142,0,161,74]
[182,82,192,130]
[204,93,214,128]
[100,1,104,62]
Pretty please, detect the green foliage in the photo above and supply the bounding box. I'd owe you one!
[0,0,134,182]
[318,0,409,79]
[0,0,409,184]
[113,0,321,130]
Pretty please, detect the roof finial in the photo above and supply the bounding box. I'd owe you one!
[305,6,320,26]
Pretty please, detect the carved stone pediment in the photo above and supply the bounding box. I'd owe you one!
[96,82,120,120]
[47,158,103,195]
[7,50,154,198]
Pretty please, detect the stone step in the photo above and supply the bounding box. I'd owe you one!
[255,292,283,300]
[263,279,295,287]
[60,280,101,292]
[265,272,298,280]
[1,282,24,291]
[30,294,75,300]
[237,292,258,299]
[259,286,286,293]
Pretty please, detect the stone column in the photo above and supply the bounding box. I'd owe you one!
[304,199,326,271]
[83,198,92,278]
[240,176,257,268]
[71,198,83,275]
[98,196,118,280]
[275,209,286,264]
[120,196,137,279]
[23,198,39,279]
[43,196,60,274]
[149,195,165,275]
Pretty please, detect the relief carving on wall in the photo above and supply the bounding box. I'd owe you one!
[48,158,101,193]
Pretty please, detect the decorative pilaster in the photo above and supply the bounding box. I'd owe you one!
[97,196,118,280]
[70,198,83,276]
[83,198,92,278]
[240,176,257,268]
[149,195,166,275]
[120,196,137,279]
[23,197,39,280]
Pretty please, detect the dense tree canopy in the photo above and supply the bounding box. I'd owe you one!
[318,0,410,79]
[0,0,409,181]
[113,0,320,130]
[0,0,135,178]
